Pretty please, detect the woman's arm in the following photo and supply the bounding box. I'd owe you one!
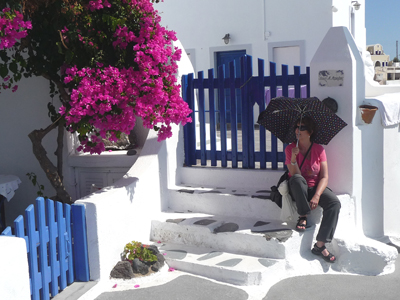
[309,160,329,210]
[287,146,302,176]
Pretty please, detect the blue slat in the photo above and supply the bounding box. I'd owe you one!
[257,58,267,169]
[198,71,207,166]
[306,67,311,97]
[14,216,27,249]
[64,204,74,284]
[282,64,289,97]
[46,199,59,297]
[294,66,301,98]
[218,65,227,167]
[71,204,90,282]
[246,56,255,168]
[188,73,196,165]
[208,69,217,166]
[56,201,67,290]
[270,62,277,99]
[182,75,191,166]
[183,73,196,166]
[26,205,41,300]
[229,60,238,168]
[240,56,249,168]
[1,226,12,236]
[269,62,278,169]
[37,198,51,300]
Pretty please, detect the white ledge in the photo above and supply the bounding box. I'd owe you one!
[68,148,141,168]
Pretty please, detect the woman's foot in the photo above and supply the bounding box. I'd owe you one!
[296,216,307,232]
[311,242,336,263]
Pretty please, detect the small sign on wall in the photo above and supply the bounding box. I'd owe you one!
[318,70,344,87]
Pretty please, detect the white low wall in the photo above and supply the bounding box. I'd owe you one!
[0,236,31,299]
[362,97,400,239]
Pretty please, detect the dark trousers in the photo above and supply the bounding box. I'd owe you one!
[288,174,341,243]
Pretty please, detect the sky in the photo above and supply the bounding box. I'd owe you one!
[365,0,400,59]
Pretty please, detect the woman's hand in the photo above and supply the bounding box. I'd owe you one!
[287,146,300,176]
[310,196,319,210]
[291,146,299,157]
[291,147,299,163]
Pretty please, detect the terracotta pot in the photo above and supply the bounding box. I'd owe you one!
[359,105,378,124]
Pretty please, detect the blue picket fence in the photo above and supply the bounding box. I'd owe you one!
[182,55,310,169]
[1,197,89,300]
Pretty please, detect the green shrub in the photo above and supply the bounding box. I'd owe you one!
[123,241,157,263]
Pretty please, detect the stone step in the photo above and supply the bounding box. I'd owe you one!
[167,185,282,221]
[158,242,285,286]
[150,212,299,259]
[150,209,398,282]
[180,166,283,190]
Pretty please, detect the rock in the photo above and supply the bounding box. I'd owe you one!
[110,261,134,279]
[147,245,160,255]
[132,258,149,275]
[151,261,162,272]
[156,253,165,266]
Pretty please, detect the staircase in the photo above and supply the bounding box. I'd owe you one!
[150,167,398,286]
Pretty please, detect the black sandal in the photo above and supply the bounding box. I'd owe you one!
[295,216,307,232]
[311,243,336,263]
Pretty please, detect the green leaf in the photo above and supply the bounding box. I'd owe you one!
[65,50,74,64]
[14,73,21,81]
[9,62,18,74]
[0,64,8,78]
[56,42,63,54]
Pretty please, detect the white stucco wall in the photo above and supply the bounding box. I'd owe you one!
[0,76,58,225]
[156,0,366,75]
[362,97,400,238]
[0,236,30,299]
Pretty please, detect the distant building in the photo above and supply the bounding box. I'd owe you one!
[366,44,400,85]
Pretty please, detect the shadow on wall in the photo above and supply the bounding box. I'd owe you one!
[360,111,384,239]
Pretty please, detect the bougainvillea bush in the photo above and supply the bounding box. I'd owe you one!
[0,7,31,91]
[59,0,191,154]
[0,0,191,202]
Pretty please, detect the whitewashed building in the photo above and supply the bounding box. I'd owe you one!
[157,0,366,75]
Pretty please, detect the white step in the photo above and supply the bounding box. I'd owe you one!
[158,243,284,286]
[150,208,398,283]
[167,185,282,220]
[151,212,298,259]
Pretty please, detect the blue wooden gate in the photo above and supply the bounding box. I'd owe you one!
[182,55,310,169]
[1,197,89,300]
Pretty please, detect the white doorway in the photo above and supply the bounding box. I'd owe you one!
[273,46,301,75]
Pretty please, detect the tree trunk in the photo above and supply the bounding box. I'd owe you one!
[55,119,65,182]
[28,121,72,204]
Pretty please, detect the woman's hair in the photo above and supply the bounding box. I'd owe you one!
[294,116,317,141]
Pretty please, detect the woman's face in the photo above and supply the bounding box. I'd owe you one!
[295,123,312,140]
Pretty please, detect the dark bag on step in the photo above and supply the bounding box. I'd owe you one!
[269,171,288,209]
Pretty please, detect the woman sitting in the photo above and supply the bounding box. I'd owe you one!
[285,116,341,263]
